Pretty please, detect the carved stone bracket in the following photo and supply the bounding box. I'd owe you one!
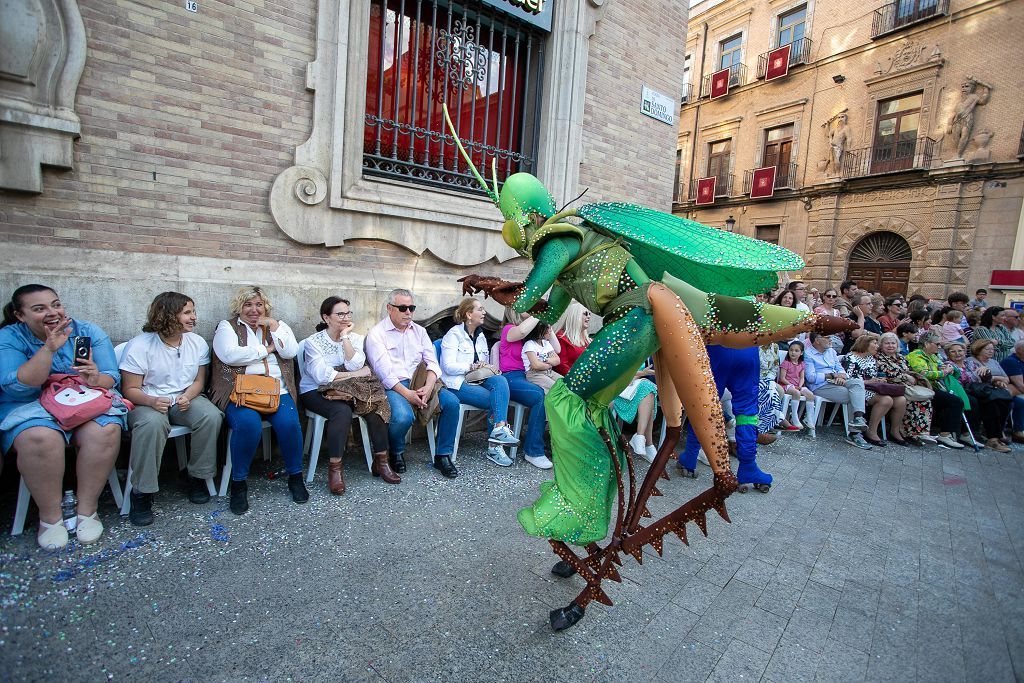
[270,0,609,266]
[0,0,87,193]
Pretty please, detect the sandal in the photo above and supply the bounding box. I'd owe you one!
[37,519,69,550]
[864,435,887,447]
[76,512,104,545]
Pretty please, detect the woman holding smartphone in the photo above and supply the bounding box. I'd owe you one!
[0,284,123,549]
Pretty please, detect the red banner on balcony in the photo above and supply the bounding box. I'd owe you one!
[764,44,792,81]
[709,68,731,99]
[695,177,717,205]
[749,166,777,199]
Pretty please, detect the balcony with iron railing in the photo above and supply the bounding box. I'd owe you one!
[840,137,935,178]
[872,0,949,38]
[756,38,813,79]
[701,64,747,97]
[681,82,693,104]
[742,163,800,194]
[689,174,735,199]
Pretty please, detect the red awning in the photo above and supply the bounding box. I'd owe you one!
[991,270,1024,288]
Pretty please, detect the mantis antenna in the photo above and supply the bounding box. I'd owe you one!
[490,158,500,201]
[441,103,499,205]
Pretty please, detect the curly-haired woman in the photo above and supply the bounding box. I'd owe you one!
[120,292,224,526]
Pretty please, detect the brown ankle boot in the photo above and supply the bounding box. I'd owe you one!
[371,451,401,484]
[327,460,346,495]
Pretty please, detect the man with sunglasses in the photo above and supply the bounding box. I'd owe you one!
[366,289,460,478]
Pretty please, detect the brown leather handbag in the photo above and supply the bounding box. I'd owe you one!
[229,328,280,414]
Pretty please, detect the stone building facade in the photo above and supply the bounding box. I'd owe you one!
[0,0,688,341]
[674,0,1024,299]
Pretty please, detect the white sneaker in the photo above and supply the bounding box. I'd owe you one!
[486,445,513,467]
[627,434,647,457]
[645,444,658,462]
[918,434,938,444]
[488,424,520,445]
[935,434,965,449]
[844,433,873,450]
[525,454,553,469]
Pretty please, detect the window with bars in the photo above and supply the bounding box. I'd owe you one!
[756,225,781,244]
[363,0,544,196]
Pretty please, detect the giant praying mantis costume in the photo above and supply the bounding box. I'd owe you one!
[444,107,854,630]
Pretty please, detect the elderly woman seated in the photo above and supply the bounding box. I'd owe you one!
[950,338,1013,452]
[875,332,935,446]
[211,285,307,514]
[906,332,971,449]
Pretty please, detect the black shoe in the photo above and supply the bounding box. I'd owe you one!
[188,476,211,504]
[128,491,154,527]
[551,560,577,578]
[390,452,406,474]
[434,455,458,479]
[287,474,309,504]
[550,602,586,631]
[229,479,249,515]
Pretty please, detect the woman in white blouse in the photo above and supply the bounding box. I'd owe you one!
[440,298,519,467]
[300,296,394,494]
[210,286,306,515]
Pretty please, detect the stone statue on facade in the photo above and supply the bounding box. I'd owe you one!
[948,76,992,159]
[821,110,851,175]
[966,130,994,164]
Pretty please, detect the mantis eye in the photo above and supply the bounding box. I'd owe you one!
[502,219,526,251]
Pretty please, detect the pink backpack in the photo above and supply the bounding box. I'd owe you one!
[39,374,132,430]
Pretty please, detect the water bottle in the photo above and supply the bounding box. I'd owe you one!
[61,490,78,532]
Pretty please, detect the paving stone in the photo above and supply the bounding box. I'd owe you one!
[705,637,771,683]
[814,637,869,682]
[798,579,842,619]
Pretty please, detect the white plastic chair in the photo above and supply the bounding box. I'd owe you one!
[297,339,374,483]
[488,341,528,460]
[12,470,123,536]
[810,395,849,438]
[218,423,272,497]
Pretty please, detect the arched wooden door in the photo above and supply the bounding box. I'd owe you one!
[846,231,912,295]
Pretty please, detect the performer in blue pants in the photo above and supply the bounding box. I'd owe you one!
[678,345,773,492]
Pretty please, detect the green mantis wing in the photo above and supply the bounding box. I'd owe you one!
[576,202,804,296]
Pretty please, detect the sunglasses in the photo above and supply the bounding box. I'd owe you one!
[389,304,417,312]
[824,294,837,298]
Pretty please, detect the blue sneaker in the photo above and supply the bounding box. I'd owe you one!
[488,424,520,445]
[486,445,513,467]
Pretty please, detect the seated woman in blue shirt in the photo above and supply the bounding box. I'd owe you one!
[0,284,123,549]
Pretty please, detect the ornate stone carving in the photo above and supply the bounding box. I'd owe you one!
[0,0,87,193]
[876,41,932,75]
[820,109,850,175]
[966,130,993,164]
[947,76,992,159]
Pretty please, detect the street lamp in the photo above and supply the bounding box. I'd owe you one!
[725,215,736,232]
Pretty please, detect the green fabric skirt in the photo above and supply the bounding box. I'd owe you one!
[517,380,623,546]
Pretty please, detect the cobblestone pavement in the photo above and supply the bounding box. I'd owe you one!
[1,428,1022,682]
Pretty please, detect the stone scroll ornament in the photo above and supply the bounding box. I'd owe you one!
[442,105,856,631]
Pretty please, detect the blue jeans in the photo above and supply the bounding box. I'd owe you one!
[225,393,304,480]
[386,380,458,458]
[502,370,546,458]
[1012,395,1024,432]
[451,375,510,426]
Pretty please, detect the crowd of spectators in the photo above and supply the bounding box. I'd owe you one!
[2,280,1021,550]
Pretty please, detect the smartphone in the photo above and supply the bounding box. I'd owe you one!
[73,336,92,363]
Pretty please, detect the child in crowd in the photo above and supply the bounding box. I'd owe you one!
[941,309,966,344]
[778,340,816,429]
[522,322,562,394]
[895,322,918,355]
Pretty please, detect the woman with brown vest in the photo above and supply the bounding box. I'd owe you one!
[211,286,307,514]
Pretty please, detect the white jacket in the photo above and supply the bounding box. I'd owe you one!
[439,324,490,390]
